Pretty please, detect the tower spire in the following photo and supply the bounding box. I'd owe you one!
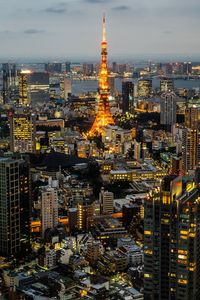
[88,15,115,137]
[102,13,106,42]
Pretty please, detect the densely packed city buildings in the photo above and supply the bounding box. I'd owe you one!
[0,13,200,300]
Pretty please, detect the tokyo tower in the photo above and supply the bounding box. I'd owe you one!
[88,14,115,136]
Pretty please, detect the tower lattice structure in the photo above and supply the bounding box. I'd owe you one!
[88,15,115,136]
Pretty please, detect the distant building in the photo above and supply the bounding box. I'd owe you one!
[99,188,114,214]
[41,186,58,237]
[185,106,200,129]
[60,77,72,100]
[44,63,62,73]
[183,62,192,75]
[160,79,174,92]
[160,92,177,126]
[112,62,117,73]
[108,75,115,96]
[68,208,78,232]
[182,128,200,172]
[18,70,31,106]
[10,112,36,153]
[86,240,104,264]
[170,155,183,175]
[137,79,152,98]
[77,201,94,231]
[122,81,134,113]
[165,63,173,75]
[2,63,17,103]
[65,62,71,73]
[83,63,94,76]
[27,72,49,104]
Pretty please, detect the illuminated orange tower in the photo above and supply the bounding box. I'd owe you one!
[88,14,115,136]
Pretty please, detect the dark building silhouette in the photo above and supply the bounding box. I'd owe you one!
[144,174,200,300]
[122,81,134,113]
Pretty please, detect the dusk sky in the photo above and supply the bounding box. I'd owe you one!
[1,0,200,60]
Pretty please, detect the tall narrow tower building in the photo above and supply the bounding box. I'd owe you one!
[89,15,114,136]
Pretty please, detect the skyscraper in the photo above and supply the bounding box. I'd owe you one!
[65,62,71,73]
[18,70,31,106]
[160,79,174,92]
[88,15,115,136]
[182,128,200,173]
[41,186,58,237]
[60,77,72,100]
[83,63,94,76]
[2,63,17,103]
[0,158,21,256]
[137,79,152,98]
[44,63,62,73]
[185,106,200,129]
[160,92,177,126]
[27,72,49,104]
[10,112,36,153]
[19,157,31,240]
[122,81,134,113]
[144,175,200,299]
[108,75,115,96]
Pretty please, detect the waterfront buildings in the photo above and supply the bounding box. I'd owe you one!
[137,79,152,98]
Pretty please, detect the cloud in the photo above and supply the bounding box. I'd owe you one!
[84,0,114,3]
[44,2,67,14]
[0,30,12,34]
[112,5,130,10]
[24,29,45,34]
[44,7,67,14]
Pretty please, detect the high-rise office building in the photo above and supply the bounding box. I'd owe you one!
[19,70,31,106]
[60,77,72,100]
[41,186,58,237]
[0,158,21,256]
[27,72,49,104]
[122,81,134,113]
[2,63,17,103]
[182,128,200,172]
[99,188,114,214]
[19,157,31,240]
[160,92,177,126]
[144,175,200,300]
[10,112,36,153]
[137,79,152,98]
[160,79,174,92]
[108,75,115,96]
[183,62,192,75]
[112,62,117,73]
[65,62,71,73]
[83,63,94,76]
[185,106,200,129]
[165,63,173,75]
[44,63,62,73]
